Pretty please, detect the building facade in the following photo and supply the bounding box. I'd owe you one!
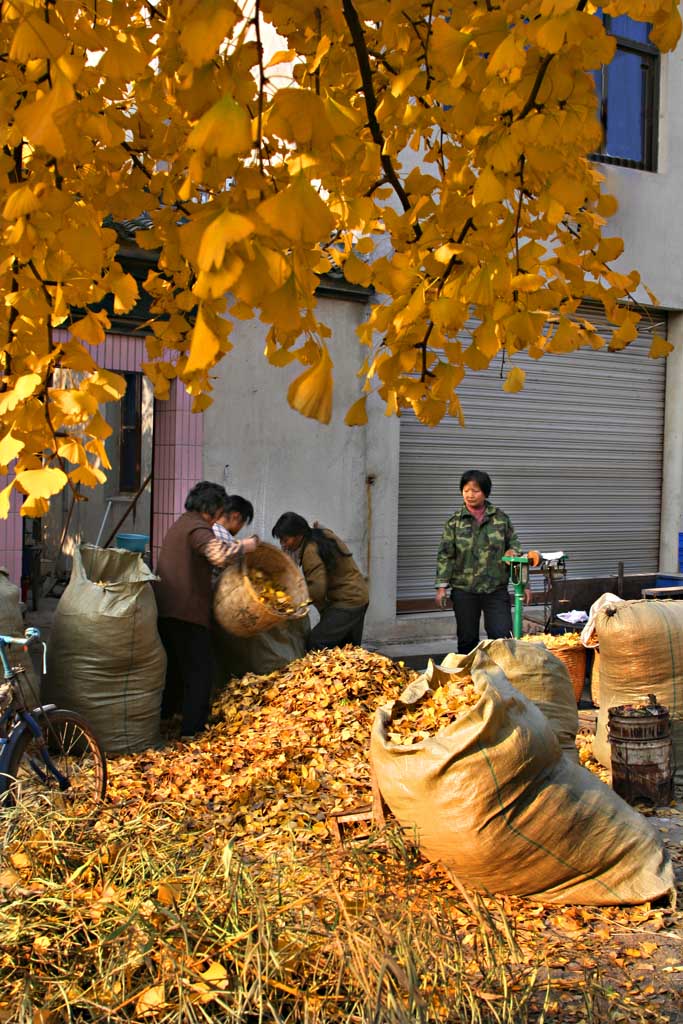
[6,21,683,648]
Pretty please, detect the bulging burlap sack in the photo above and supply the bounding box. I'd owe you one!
[214,614,310,680]
[0,568,40,705]
[45,545,166,754]
[371,648,673,906]
[441,638,579,760]
[592,600,683,776]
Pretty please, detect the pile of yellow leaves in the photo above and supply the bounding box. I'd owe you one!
[521,631,585,650]
[388,676,478,746]
[247,568,307,616]
[108,646,415,856]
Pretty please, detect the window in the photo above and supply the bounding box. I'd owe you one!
[592,15,659,171]
[119,371,142,493]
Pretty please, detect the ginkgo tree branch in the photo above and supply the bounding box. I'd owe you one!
[341,0,418,232]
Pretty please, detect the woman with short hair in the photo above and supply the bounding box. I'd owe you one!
[435,470,521,654]
[272,512,369,650]
[154,481,259,739]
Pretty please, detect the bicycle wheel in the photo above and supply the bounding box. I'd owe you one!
[5,709,107,816]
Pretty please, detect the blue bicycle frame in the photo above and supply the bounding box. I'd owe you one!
[0,628,71,795]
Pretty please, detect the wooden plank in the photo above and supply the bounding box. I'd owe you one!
[642,586,683,600]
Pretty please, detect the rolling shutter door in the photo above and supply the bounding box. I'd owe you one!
[397,305,667,605]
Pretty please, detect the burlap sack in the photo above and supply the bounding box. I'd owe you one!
[214,614,310,680]
[45,545,166,754]
[592,600,683,776]
[0,568,40,706]
[439,639,579,760]
[371,648,673,905]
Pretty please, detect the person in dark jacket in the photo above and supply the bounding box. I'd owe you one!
[154,481,259,740]
[272,512,369,651]
[435,469,522,654]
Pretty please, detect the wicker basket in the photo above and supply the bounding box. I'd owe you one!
[213,542,309,638]
[551,645,588,703]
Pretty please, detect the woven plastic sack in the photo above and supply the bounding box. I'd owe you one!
[0,568,40,706]
[441,638,579,760]
[214,615,310,680]
[371,648,673,905]
[45,545,166,754]
[592,600,683,777]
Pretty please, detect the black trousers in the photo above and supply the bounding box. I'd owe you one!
[158,617,215,736]
[307,604,368,651]
[450,586,512,655]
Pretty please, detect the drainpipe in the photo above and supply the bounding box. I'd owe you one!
[365,474,375,579]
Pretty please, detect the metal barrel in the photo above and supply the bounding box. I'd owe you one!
[608,695,673,806]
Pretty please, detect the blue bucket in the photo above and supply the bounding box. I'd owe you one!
[116,532,149,553]
[678,531,683,572]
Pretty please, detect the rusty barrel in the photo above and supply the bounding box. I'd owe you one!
[607,695,673,806]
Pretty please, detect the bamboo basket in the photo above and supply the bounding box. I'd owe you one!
[213,542,309,637]
[551,645,588,703]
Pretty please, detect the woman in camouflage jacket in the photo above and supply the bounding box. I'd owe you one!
[435,470,521,654]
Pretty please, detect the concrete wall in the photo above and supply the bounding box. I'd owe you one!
[606,48,683,309]
[203,295,402,637]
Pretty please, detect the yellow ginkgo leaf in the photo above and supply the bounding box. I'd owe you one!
[287,346,334,424]
[473,168,506,206]
[16,466,68,499]
[106,267,139,314]
[649,334,674,359]
[10,11,68,62]
[86,370,127,402]
[21,495,50,518]
[0,483,14,519]
[98,37,149,79]
[60,341,96,373]
[344,396,368,426]
[187,97,252,159]
[3,185,43,221]
[88,411,114,441]
[0,433,24,466]
[179,0,240,65]
[185,307,220,374]
[69,312,107,347]
[197,211,254,272]
[50,390,99,421]
[200,961,228,983]
[14,69,75,158]
[0,374,42,415]
[192,393,214,413]
[57,438,86,464]
[135,984,166,1015]
[69,464,107,488]
[257,175,336,244]
[502,366,526,392]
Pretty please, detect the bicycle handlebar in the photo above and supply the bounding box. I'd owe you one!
[0,627,41,647]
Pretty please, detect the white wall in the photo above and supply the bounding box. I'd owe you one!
[203,290,412,640]
[605,48,683,309]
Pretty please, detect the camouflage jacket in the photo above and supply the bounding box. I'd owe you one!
[435,503,520,594]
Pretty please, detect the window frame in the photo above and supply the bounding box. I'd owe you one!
[592,15,660,173]
[118,370,143,494]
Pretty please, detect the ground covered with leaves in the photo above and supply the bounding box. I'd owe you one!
[2,646,683,1023]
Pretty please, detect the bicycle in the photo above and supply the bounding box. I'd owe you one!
[0,627,107,815]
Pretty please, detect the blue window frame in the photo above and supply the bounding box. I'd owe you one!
[592,15,659,171]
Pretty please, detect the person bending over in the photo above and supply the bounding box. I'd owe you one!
[272,512,368,651]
